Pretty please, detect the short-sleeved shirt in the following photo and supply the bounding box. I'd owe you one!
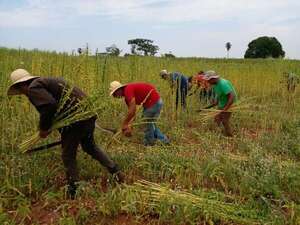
[124,83,160,109]
[212,78,237,109]
[170,72,188,90]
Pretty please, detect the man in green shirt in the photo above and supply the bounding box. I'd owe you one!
[203,71,237,137]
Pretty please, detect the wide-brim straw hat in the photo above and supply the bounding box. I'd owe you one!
[109,81,127,96]
[7,69,39,95]
[203,70,219,80]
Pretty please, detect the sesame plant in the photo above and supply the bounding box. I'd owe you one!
[0,47,299,224]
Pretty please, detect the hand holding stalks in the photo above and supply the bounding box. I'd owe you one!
[122,124,132,137]
[39,130,51,138]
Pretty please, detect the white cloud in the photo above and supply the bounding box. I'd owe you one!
[0,0,299,58]
[0,0,299,27]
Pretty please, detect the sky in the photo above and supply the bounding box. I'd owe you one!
[0,0,300,59]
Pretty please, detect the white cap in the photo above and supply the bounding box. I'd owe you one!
[203,70,219,80]
[109,81,127,96]
[160,69,168,77]
[7,69,39,95]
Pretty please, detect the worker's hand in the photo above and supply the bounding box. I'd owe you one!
[122,124,132,137]
[39,130,51,138]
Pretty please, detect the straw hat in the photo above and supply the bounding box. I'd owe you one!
[159,69,168,77]
[203,70,219,80]
[109,81,127,96]
[7,69,39,95]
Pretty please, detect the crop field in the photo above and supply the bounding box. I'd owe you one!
[0,47,300,224]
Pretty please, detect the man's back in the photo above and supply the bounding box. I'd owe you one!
[171,72,188,90]
[27,77,86,130]
[213,78,237,109]
[124,82,160,109]
[28,77,85,106]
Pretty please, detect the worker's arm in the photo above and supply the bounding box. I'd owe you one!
[28,84,57,138]
[195,98,217,112]
[122,98,137,135]
[204,103,217,109]
[222,92,234,112]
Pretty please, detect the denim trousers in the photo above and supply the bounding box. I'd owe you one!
[142,99,169,146]
[175,87,188,109]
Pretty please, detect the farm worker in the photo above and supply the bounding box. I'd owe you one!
[160,70,189,110]
[203,71,237,137]
[188,71,215,105]
[7,69,124,198]
[284,72,299,93]
[109,81,170,146]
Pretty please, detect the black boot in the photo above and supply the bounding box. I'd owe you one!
[67,182,77,199]
[109,165,125,184]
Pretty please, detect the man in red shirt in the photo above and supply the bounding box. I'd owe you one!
[110,81,170,146]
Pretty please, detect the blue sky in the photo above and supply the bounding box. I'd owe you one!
[0,0,300,58]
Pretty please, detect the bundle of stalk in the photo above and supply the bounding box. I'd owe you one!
[19,88,105,153]
[132,180,261,224]
[198,98,254,123]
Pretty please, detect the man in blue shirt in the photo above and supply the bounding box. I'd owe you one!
[160,69,189,110]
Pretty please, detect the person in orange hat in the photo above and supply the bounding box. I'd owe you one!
[188,71,215,106]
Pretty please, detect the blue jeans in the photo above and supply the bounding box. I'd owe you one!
[143,99,169,146]
[176,87,188,110]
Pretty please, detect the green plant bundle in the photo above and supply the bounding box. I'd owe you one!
[131,180,263,224]
[19,88,105,153]
[197,98,255,123]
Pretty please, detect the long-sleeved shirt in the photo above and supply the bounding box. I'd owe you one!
[27,77,86,131]
[170,72,188,91]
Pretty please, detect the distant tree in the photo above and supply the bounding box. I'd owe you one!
[96,52,109,56]
[77,43,91,55]
[106,44,121,56]
[163,52,176,58]
[244,36,285,58]
[128,38,159,56]
[85,43,90,55]
[225,42,232,58]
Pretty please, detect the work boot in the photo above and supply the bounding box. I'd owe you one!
[113,171,125,184]
[108,164,125,183]
[67,182,77,199]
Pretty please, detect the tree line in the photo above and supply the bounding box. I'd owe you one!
[77,36,285,59]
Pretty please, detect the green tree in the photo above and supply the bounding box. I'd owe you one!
[128,38,159,56]
[244,36,285,58]
[225,42,231,58]
[163,51,176,58]
[106,44,121,56]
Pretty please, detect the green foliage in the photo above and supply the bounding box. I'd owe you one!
[128,38,159,56]
[244,36,285,58]
[105,44,121,56]
[163,53,176,58]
